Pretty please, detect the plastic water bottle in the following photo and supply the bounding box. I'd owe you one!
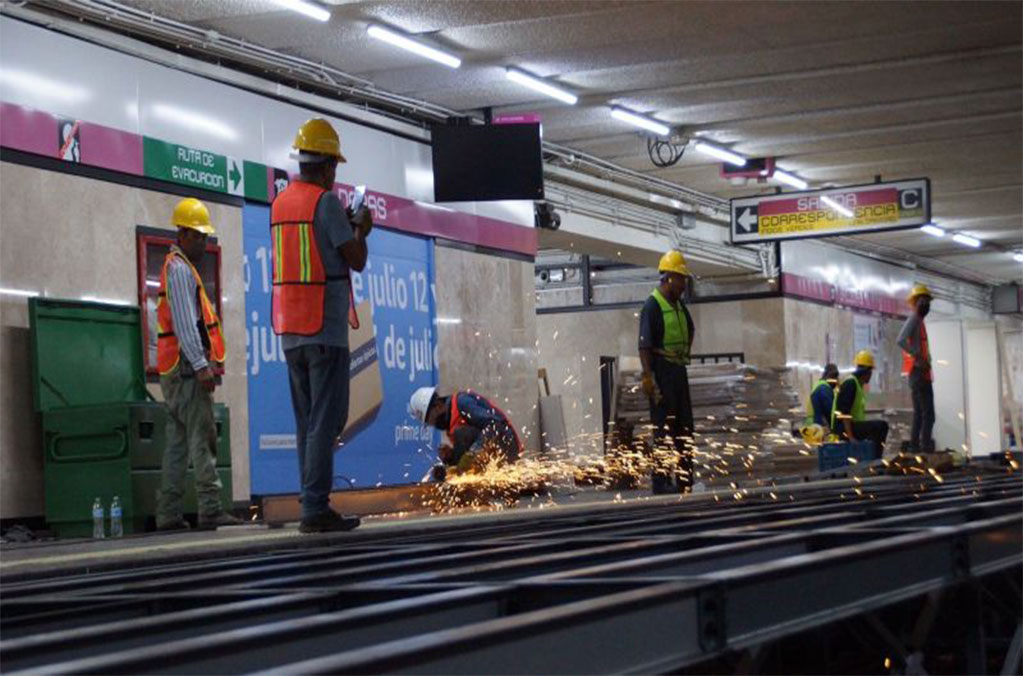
[110,496,123,538]
[92,498,105,539]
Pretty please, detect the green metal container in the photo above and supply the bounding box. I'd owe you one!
[29,298,232,538]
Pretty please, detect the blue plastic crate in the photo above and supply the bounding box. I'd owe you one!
[818,440,877,471]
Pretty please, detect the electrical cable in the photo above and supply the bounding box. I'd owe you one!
[647,136,686,168]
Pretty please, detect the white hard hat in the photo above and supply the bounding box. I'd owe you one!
[409,386,437,422]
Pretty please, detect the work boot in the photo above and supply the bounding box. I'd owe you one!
[198,511,244,530]
[299,509,361,534]
[156,518,190,532]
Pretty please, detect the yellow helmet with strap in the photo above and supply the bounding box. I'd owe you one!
[658,250,689,276]
[172,198,214,235]
[293,118,346,162]
[854,349,875,369]
[907,283,933,304]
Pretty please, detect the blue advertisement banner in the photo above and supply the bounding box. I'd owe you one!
[243,202,439,495]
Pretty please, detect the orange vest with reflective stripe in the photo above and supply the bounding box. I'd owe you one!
[901,318,932,382]
[447,390,523,458]
[270,181,328,335]
[156,249,226,375]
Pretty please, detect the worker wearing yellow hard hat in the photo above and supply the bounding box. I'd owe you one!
[271,117,373,534]
[831,349,890,459]
[154,197,240,531]
[638,249,695,494]
[898,283,935,452]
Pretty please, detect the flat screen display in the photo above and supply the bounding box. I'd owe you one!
[431,123,544,202]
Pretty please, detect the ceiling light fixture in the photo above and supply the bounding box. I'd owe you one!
[693,141,746,167]
[920,224,946,238]
[270,0,330,22]
[952,233,981,248]
[505,68,577,105]
[821,195,854,218]
[1014,252,1023,263]
[610,106,670,136]
[773,170,808,190]
[367,25,461,68]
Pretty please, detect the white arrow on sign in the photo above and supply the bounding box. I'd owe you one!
[227,156,244,196]
[737,207,757,233]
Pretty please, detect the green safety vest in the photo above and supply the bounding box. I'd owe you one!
[651,288,690,365]
[831,376,866,429]
[804,379,833,426]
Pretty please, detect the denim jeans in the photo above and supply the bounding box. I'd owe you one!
[285,345,350,519]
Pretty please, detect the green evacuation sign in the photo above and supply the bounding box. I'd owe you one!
[143,137,269,202]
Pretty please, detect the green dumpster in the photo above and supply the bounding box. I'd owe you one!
[29,298,231,537]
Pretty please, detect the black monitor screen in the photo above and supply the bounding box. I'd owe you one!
[431,123,544,202]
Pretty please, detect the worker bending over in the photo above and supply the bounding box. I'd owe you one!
[898,284,936,453]
[410,387,522,479]
[638,249,695,494]
[831,350,889,459]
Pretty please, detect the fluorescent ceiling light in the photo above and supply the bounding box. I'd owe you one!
[773,170,808,190]
[367,25,461,68]
[821,195,854,218]
[920,224,946,238]
[505,68,577,105]
[610,107,670,136]
[952,233,981,248]
[270,0,330,21]
[1014,252,1023,263]
[0,69,90,103]
[151,103,237,140]
[693,142,746,167]
[434,317,462,325]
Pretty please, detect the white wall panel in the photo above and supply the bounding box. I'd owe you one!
[928,319,967,452]
[964,322,1002,456]
[0,17,141,133]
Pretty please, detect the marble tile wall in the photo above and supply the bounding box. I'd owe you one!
[0,162,250,518]
[782,298,911,411]
[432,244,540,450]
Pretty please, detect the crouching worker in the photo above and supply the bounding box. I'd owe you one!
[410,387,522,481]
[831,350,889,459]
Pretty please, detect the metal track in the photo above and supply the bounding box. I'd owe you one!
[1,473,1020,674]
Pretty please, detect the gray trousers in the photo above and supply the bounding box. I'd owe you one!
[158,369,224,525]
[285,345,350,519]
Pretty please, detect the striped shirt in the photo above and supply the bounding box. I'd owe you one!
[166,247,209,373]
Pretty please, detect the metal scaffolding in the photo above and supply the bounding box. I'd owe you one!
[1,472,1020,675]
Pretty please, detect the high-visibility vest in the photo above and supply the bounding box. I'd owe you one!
[270,180,331,336]
[901,319,932,382]
[804,379,834,426]
[650,288,690,365]
[156,249,226,375]
[831,376,866,429]
[448,390,523,459]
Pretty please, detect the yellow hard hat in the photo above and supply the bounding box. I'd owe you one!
[907,283,933,304]
[799,424,825,445]
[854,349,875,369]
[658,250,690,276]
[292,117,346,162]
[172,198,214,235]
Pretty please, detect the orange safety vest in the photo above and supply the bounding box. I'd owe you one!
[156,249,226,375]
[270,181,329,335]
[901,318,933,382]
[448,390,523,458]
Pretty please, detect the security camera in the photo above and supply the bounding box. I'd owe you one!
[534,202,561,230]
[538,270,550,284]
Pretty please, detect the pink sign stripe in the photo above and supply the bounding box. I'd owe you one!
[759,188,898,216]
[79,121,142,175]
[0,103,56,157]
[782,272,909,317]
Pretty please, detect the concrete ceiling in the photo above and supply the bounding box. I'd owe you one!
[87,0,1023,283]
